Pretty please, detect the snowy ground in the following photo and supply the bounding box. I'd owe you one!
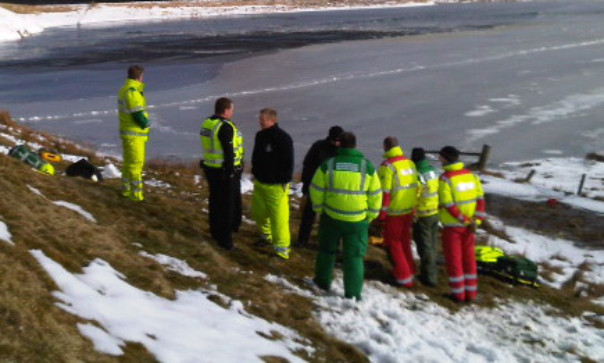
[1,1,603,361]
[2,122,604,361]
[0,1,434,42]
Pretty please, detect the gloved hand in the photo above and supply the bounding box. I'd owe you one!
[468,218,482,233]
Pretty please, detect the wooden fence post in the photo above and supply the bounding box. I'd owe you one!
[477,144,491,170]
[524,169,536,183]
[577,174,587,195]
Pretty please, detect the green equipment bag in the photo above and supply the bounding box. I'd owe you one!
[495,255,539,286]
[8,145,55,175]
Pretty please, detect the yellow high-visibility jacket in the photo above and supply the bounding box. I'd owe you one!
[415,159,439,217]
[310,148,382,222]
[378,146,418,218]
[438,161,486,227]
[118,78,150,139]
[200,117,243,169]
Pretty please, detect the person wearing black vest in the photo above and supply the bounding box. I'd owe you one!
[200,97,243,251]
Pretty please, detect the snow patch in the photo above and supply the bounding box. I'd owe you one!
[52,201,96,222]
[0,219,14,245]
[265,275,604,362]
[30,250,311,362]
[102,163,121,179]
[139,251,207,279]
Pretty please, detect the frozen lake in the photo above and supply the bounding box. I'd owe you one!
[1,0,603,169]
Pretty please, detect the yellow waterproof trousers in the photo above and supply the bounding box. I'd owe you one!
[251,181,291,257]
[121,136,147,201]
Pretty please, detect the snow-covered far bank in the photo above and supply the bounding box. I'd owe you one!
[0,1,435,42]
[0,7,43,41]
[483,156,604,215]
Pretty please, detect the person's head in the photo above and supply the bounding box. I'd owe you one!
[127,65,144,81]
[383,136,398,152]
[327,126,344,146]
[439,146,460,165]
[215,97,234,119]
[339,132,356,149]
[258,108,278,130]
[411,147,426,163]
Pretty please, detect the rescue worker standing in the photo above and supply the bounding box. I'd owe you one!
[118,65,150,202]
[378,137,419,287]
[438,146,486,302]
[200,97,244,251]
[251,108,294,260]
[297,126,343,247]
[310,132,382,300]
[411,147,440,287]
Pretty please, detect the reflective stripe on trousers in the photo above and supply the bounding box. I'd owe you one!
[122,136,147,201]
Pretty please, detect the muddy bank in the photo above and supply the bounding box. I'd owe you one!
[486,193,604,249]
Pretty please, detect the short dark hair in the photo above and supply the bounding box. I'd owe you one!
[411,147,426,163]
[328,126,344,142]
[439,146,460,163]
[339,132,356,149]
[259,108,277,121]
[215,97,233,115]
[383,136,398,151]
[127,65,144,80]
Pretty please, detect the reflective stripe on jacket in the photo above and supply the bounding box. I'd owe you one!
[438,161,485,227]
[378,146,418,217]
[309,148,382,222]
[200,117,243,168]
[118,78,149,139]
[415,159,439,217]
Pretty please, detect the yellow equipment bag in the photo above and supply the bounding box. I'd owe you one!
[39,149,63,163]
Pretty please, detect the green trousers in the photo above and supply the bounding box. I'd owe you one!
[251,181,291,254]
[314,214,369,300]
[413,214,440,285]
[121,136,147,202]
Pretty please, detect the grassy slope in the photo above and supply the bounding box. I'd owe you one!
[0,111,602,361]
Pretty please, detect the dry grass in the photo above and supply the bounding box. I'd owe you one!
[122,0,431,9]
[0,3,76,14]
[0,0,431,13]
[1,111,602,360]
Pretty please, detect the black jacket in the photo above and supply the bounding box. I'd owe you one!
[251,123,294,184]
[301,138,338,195]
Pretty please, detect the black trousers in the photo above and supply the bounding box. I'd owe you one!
[296,195,316,246]
[203,166,241,249]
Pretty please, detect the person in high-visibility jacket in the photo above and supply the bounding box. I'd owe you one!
[411,147,440,287]
[378,137,419,287]
[438,146,486,302]
[200,97,244,250]
[310,132,382,300]
[118,65,150,202]
[251,108,294,260]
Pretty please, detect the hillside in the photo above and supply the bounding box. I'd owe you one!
[0,110,603,361]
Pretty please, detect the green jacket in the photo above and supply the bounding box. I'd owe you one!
[310,148,382,222]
